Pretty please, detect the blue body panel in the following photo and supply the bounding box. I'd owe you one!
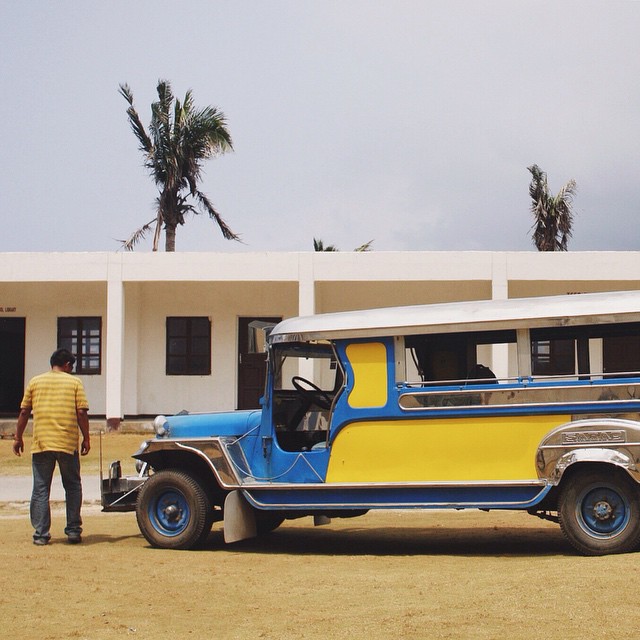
[235,440,331,484]
[165,410,262,438]
[243,484,551,511]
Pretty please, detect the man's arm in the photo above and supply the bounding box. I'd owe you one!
[13,407,31,456]
[77,408,90,455]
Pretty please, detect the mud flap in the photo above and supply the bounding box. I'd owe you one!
[223,490,257,543]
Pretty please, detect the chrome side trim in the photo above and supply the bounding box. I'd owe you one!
[243,486,550,511]
[399,381,640,412]
[237,479,546,491]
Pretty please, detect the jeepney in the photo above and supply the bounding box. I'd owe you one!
[103,290,640,555]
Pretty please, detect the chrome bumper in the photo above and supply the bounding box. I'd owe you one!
[101,460,147,512]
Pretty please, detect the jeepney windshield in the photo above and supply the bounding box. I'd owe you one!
[270,341,342,452]
[272,342,339,392]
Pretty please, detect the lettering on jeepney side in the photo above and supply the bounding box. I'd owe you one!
[561,430,626,445]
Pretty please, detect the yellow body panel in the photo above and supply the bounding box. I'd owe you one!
[325,415,562,483]
[346,342,388,408]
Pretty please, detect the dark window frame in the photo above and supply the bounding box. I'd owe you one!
[405,329,516,383]
[530,323,640,377]
[57,317,102,375]
[531,338,575,376]
[166,316,212,376]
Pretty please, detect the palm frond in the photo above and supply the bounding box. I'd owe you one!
[118,217,159,251]
[552,179,577,250]
[118,83,134,106]
[155,80,174,123]
[314,238,339,251]
[555,179,577,210]
[194,106,233,154]
[119,83,154,156]
[194,190,240,241]
[354,240,374,252]
[151,80,176,186]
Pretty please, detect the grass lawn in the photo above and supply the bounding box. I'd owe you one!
[1,507,636,640]
[1,432,149,476]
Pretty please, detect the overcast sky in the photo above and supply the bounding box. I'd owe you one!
[1,1,639,253]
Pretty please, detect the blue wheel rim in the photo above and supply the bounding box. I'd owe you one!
[577,485,630,539]
[148,489,190,537]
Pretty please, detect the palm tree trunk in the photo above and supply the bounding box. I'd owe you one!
[165,225,177,252]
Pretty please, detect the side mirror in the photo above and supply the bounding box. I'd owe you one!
[248,321,276,354]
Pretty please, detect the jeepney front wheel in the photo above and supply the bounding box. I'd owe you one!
[136,469,213,550]
[558,468,640,556]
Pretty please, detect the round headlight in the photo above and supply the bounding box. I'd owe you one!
[153,415,168,436]
[135,459,148,474]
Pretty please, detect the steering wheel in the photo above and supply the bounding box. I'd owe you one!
[291,376,332,410]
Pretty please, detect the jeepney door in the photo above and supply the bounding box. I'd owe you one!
[257,342,338,483]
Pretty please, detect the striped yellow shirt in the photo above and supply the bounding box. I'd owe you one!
[21,370,89,455]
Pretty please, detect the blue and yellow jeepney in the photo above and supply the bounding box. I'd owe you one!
[103,290,640,555]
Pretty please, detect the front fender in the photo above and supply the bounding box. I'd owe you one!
[135,438,241,489]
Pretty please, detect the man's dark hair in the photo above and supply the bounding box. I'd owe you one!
[50,348,76,368]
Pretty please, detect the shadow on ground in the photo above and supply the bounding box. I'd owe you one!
[195,522,573,557]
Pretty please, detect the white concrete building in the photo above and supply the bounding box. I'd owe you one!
[1,251,639,426]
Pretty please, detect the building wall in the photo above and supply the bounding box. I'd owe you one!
[0,281,107,409]
[129,281,298,415]
[1,251,639,419]
[316,280,493,312]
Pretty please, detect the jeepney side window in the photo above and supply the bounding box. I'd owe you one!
[601,324,640,378]
[531,338,575,376]
[403,330,515,385]
[530,322,640,380]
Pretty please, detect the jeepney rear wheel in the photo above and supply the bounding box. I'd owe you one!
[136,469,213,550]
[558,468,640,556]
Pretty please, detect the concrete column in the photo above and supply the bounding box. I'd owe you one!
[297,253,315,317]
[491,253,510,379]
[105,266,124,429]
[297,254,315,380]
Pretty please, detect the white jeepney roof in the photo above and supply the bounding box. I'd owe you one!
[268,290,640,343]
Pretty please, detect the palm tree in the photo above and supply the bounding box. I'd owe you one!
[313,238,339,252]
[528,165,577,251]
[119,80,239,251]
[313,238,373,252]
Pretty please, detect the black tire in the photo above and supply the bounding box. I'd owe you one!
[136,469,213,550]
[558,468,640,556]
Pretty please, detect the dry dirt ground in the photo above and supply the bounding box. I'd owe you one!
[1,434,639,640]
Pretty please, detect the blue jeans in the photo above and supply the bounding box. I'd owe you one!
[31,451,83,542]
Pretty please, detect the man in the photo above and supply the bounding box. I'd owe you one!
[13,348,90,545]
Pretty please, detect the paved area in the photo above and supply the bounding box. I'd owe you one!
[0,475,101,503]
